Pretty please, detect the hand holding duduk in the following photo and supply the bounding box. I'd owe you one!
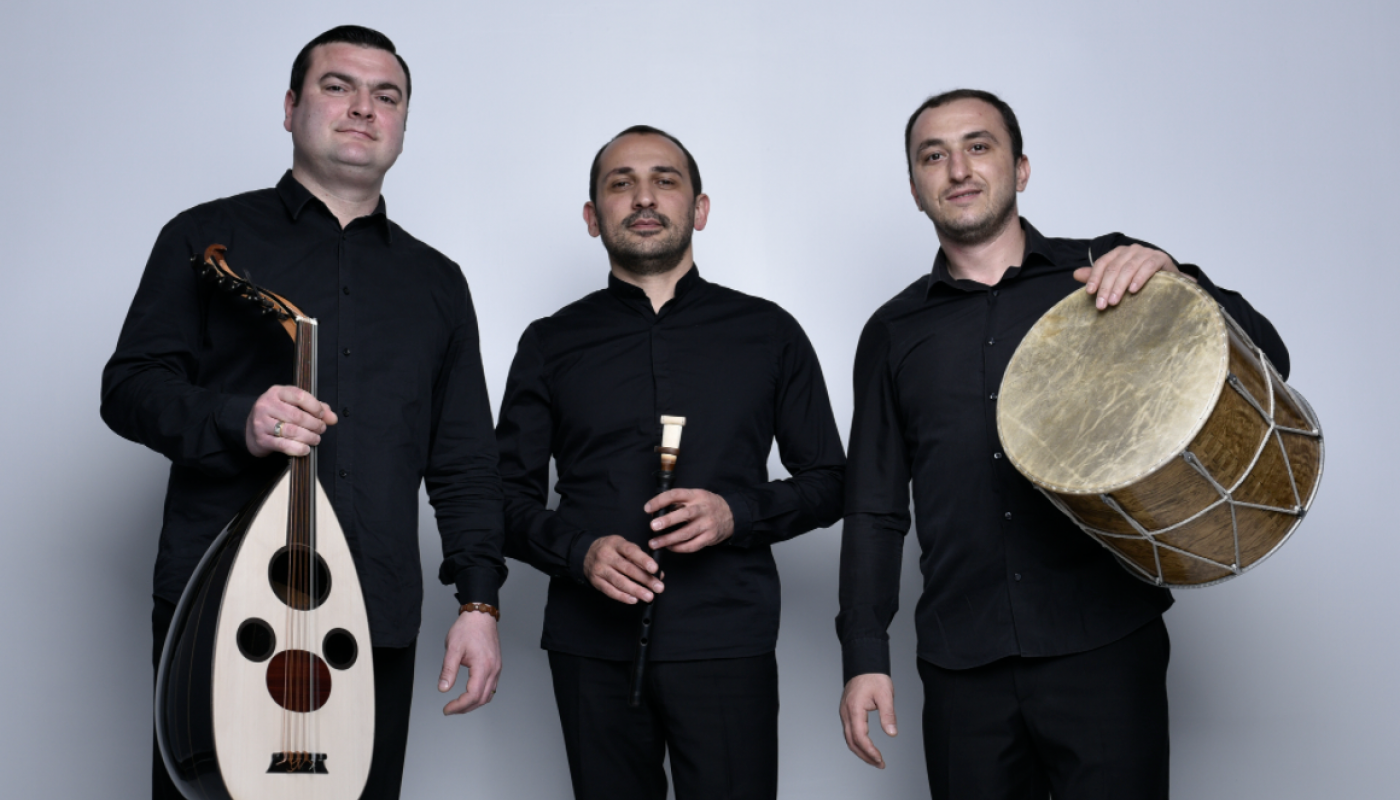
[583,488,734,604]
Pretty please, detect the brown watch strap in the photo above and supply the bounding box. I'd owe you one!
[458,602,500,621]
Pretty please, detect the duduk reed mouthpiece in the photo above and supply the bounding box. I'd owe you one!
[657,416,686,471]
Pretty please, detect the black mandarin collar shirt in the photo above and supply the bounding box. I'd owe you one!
[837,220,1290,679]
[102,171,505,648]
[497,266,846,661]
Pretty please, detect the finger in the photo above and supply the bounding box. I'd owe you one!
[643,488,691,515]
[615,542,659,575]
[438,645,462,693]
[1090,252,1128,308]
[650,503,696,532]
[279,386,330,419]
[649,521,704,551]
[1083,247,1120,294]
[607,554,664,593]
[877,702,899,738]
[272,400,330,436]
[664,526,716,553]
[843,704,884,767]
[1072,266,1092,285]
[605,569,658,603]
[1102,248,1145,306]
[1107,250,1161,307]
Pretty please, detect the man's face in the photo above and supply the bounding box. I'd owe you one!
[283,42,408,184]
[908,98,1030,245]
[585,133,709,276]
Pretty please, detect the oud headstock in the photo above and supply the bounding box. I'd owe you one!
[192,244,307,341]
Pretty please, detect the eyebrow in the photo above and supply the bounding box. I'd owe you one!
[319,71,404,97]
[603,165,684,181]
[914,129,1000,153]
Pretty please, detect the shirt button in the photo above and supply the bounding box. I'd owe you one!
[1014,572,1022,581]
[342,348,351,356]
[343,286,351,295]
[1004,512,1013,520]
[992,290,1000,297]
[342,407,351,418]
[993,452,1003,460]
[986,338,996,346]
[989,391,998,400]
[338,469,349,478]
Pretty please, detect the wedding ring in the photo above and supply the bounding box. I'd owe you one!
[272,421,284,438]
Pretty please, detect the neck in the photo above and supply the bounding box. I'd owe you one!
[291,161,384,229]
[611,256,694,313]
[939,214,1026,286]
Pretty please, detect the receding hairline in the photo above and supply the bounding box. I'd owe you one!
[595,134,694,189]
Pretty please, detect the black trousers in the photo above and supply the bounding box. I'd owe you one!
[548,650,780,800]
[151,597,416,800]
[918,617,1171,800]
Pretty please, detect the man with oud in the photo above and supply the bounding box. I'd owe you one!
[496,126,845,799]
[836,89,1291,798]
[101,26,504,799]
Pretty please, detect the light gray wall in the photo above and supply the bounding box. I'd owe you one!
[2,0,1394,796]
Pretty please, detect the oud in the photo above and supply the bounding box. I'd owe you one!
[156,245,375,799]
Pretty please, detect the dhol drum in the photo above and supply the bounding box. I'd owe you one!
[997,271,1322,587]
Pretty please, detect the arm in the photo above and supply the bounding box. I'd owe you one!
[100,217,259,475]
[650,313,846,551]
[836,315,912,767]
[1075,235,1290,377]
[426,277,507,715]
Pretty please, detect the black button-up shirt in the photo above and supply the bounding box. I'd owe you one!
[838,220,1289,679]
[497,267,845,661]
[101,172,505,648]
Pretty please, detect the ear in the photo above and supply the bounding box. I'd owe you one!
[1015,154,1031,192]
[283,90,296,133]
[692,193,711,232]
[910,181,924,212]
[583,201,601,238]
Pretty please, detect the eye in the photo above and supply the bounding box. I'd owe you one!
[923,151,944,163]
[970,143,988,152]
[377,95,398,105]
[325,83,347,93]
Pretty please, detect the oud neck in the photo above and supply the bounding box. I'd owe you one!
[291,317,318,549]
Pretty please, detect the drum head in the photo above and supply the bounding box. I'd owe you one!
[998,272,1228,495]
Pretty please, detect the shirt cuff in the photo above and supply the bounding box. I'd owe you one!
[842,638,892,685]
[453,566,502,608]
[216,394,258,454]
[567,529,606,586]
[720,490,756,547]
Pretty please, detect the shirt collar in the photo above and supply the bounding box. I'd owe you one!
[276,170,394,243]
[606,263,705,303]
[926,217,1053,297]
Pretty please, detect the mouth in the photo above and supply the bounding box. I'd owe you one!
[337,128,376,141]
[624,211,668,233]
[945,187,981,204]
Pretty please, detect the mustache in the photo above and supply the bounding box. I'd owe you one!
[622,209,670,228]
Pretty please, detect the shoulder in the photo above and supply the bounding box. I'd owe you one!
[384,222,464,284]
[158,186,280,239]
[697,279,804,334]
[864,274,929,328]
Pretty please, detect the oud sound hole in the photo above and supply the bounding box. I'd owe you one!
[322,629,359,670]
[266,650,332,712]
[268,546,332,610]
[236,618,276,662]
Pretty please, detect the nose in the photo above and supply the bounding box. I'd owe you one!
[349,87,374,120]
[948,150,971,181]
[632,182,657,209]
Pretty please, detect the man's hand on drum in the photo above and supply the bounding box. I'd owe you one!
[245,385,337,458]
[584,535,664,605]
[1073,244,1196,310]
[644,488,735,553]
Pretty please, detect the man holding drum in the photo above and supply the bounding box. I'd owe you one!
[836,89,1290,798]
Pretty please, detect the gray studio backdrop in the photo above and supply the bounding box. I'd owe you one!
[2,1,1394,797]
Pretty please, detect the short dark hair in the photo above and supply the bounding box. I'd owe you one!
[589,125,703,205]
[289,25,411,105]
[904,89,1022,179]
